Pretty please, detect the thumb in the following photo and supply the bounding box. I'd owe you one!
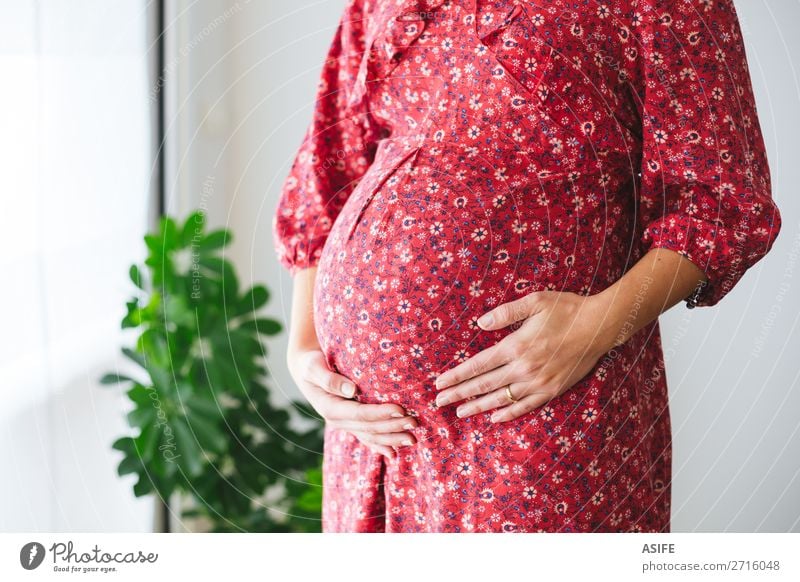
[307,349,358,398]
[477,294,536,330]
[322,369,357,399]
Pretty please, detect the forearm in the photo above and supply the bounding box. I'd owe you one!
[593,248,708,351]
[288,266,321,354]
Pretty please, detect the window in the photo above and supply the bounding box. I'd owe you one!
[0,1,157,531]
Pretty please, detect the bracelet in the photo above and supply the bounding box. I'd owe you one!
[685,279,708,310]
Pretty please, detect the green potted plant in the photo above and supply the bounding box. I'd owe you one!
[101,211,323,532]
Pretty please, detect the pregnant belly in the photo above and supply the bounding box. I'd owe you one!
[312,145,627,418]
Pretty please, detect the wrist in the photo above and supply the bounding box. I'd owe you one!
[588,287,629,354]
[288,340,320,358]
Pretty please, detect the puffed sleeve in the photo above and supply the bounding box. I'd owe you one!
[629,0,782,307]
[272,0,377,276]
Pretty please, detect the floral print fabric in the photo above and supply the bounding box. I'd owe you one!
[272,0,781,532]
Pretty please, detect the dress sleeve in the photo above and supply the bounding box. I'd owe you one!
[272,0,377,276]
[630,0,782,307]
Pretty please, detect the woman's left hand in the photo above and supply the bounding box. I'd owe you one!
[434,290,618,423]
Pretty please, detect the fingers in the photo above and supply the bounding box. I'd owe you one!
[313,389,416,441]
[325,397,406,423]
[301,382,410,429]
[435,295,546,390]
[366,443,396,459]
[435,364,513,407]
[435,340,509,390]
[352,431,417,460]
[353,430,416,448]
[291,350,420,461]
[490,391,553,423]
[354,436,396,460]
[477,291,541,330]
[453,384,517,418]
[303,350,358,398]
[330,414,418,435]
[329,402,418,450]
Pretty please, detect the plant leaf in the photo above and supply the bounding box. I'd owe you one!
[112,436,135,454]
[181,210,206,245]
[133,476,154,497]
[237,318,282,335]
[236,285,269,315]
[186,396,224,422]
[126,384,155,407]
[99,372,136,385]
[117,454,143,477]
[220,261,239,305]
[144,233,162,254]
[199,229,232,251]
[137,328,171,374]
[127,406,156,429]
[164,294,196,329]
[184,414,226,454]
[171,418,204,477]
[121,347,146,370]
[129,264,145,290]
[160,216,180,251]
[121,304,143,329]
[136,422,161,464]
[197,257,239,303]
[198,255,225,276]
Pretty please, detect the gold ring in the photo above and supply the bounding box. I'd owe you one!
[505,385,518,403]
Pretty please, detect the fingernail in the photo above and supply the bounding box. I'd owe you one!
[391,412,404,418]
[342,382,355,397]
[403,423,415,431]
[402,439,413,446]
[456,407,467,418]
[436,396,449,407]
[490,413,501,423]
[477,313,493,328]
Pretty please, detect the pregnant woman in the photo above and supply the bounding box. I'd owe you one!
[273,0,782,532]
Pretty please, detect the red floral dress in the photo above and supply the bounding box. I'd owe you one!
[272,0,782,532]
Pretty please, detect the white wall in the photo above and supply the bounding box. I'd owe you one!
[0,0,156,531]
[173,0,800,532]
[661,4,800,532]
[227,0,350,408]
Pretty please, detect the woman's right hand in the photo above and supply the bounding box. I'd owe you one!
[287,347,418,459]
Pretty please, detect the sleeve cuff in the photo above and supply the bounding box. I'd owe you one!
[275,241,324,277]
[641,213,739,308]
